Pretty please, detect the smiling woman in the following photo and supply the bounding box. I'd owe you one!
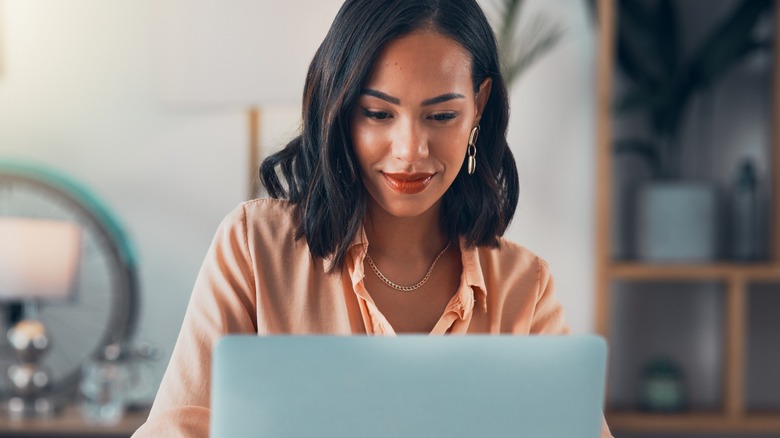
[133,0,612,436]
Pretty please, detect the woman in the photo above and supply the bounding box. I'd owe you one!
[134,0,612,436]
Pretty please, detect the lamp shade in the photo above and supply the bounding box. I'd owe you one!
[157,0,344,107]
[0,217,81,301]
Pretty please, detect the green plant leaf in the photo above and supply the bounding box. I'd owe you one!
[497,0,524,57]
[613,0,771,173]
[689,0,772,89]
[493,0,563,88]
[615,88,659,114]
[616,0,667,88]
[655,0,678,79]
[504,16,564,85]
[617,34,660,91]
[584,0,598,25]
[614,139,662,177]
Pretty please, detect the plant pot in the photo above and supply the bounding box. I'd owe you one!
[635,182,720,262]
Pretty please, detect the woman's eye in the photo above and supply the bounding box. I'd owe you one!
[362,109,392,120]
[429,113,458,122]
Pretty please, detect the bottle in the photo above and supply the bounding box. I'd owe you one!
[731,159,759,261]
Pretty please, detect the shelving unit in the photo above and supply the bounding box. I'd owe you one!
[594,0,780,435]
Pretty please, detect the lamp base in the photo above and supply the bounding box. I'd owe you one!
[5,314,57,419]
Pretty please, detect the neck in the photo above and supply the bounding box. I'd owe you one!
[364,200,449,261]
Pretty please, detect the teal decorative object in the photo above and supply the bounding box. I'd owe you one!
[639,357,687,412]
[0,160,139,411]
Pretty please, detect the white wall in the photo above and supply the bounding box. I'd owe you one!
[0,0,598,401]
[0,0,247,399]
[496,0,596,335]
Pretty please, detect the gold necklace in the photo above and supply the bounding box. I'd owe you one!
[365,241,452,292]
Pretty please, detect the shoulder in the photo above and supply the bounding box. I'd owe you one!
[219,198,296,231]
[479,237,549,270]
[237,197,308,254]
[239,197,296,225]
[476,237,550,279]
[215,198,300,251]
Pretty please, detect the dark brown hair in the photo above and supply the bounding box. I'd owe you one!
[260,0,518,271]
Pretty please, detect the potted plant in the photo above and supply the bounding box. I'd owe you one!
[612,0,772,262]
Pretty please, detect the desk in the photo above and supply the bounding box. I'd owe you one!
[0,405,148,438]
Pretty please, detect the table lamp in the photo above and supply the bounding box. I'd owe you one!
[0,217,81,418]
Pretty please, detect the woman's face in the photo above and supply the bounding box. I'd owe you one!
[351,30,491,219]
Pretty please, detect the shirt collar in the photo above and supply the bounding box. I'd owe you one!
[458,236,488,313]
[323,226,369,274]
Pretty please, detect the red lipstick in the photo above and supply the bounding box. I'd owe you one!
[382,172,433,194]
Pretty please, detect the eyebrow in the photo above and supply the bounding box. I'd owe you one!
[360,89,465,106]
[361,89,400,105]
[421,93,465,106]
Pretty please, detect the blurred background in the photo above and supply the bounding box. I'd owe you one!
[0,0,777,437]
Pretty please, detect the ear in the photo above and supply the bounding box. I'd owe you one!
[473,78,493,125]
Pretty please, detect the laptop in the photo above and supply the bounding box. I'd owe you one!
[210,335,607,438]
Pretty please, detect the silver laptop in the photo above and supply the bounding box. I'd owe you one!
[210,335,607,438]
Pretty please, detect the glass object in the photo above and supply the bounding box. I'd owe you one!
[124,340,160,409]
[79,345,128,425]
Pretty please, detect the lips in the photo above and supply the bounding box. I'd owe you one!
[382,172,434,194]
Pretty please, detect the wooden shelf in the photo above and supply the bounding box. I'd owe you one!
[606,411,780,434]
[0,405,148,438]
[608,263,780,281]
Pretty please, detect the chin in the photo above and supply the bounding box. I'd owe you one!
[372,195,442,219]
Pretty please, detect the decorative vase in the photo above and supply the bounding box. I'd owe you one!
[635,182,720,262]
[639,357,687,412]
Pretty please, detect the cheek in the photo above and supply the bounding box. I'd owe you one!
[351,124,381,170]
[431,122,471,156]
[351,122,392,160]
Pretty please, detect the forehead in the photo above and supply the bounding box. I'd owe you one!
[364,30,473,95]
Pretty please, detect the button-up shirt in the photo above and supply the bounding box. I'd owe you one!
[133,198,611,437]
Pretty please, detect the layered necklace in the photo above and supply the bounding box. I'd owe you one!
[365,240,452,292]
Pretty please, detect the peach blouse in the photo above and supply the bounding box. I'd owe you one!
[133,198,612,437]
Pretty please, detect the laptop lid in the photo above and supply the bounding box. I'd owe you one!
[210,335,607,438]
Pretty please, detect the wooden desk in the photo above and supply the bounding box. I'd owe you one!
[0,405,149,438]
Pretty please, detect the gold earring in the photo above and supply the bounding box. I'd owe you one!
[467,125,479,175]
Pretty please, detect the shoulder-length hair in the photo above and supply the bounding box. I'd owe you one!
[260,0,518,271]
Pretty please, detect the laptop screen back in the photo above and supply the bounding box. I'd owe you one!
[210,335,607,438]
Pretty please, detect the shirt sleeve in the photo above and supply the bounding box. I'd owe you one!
[132,205,257,437]
[531,258,614,438]
[528,257,570,334]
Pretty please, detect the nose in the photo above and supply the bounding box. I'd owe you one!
[391,119,428,164]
